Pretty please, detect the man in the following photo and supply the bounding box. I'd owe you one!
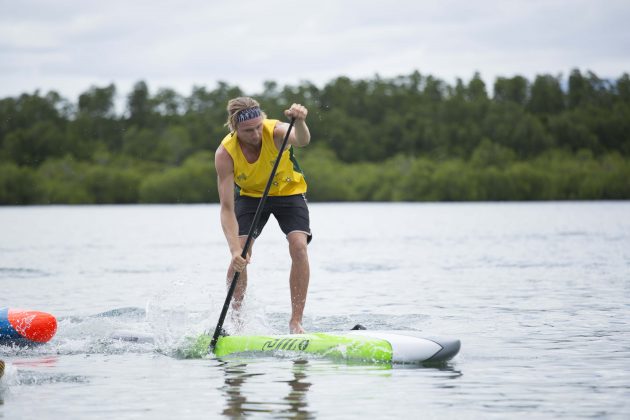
[215,97,312,334]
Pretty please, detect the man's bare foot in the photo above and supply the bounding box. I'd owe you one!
[289,320,305,334]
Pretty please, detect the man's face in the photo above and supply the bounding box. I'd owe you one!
[236,116,264,146]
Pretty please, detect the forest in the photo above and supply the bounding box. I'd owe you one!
[1,69,629,204]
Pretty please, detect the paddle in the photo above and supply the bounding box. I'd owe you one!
[209,117,297,351]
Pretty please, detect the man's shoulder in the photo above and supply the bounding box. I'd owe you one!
[215,143,232,161]
[220,130,236,146]
[267,118,286,142]
[215,145,234,175]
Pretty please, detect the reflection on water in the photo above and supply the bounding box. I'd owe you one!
[220,359,314,419]
[218,356,463,419]
[280,360,312,418]
[10,356,58,368]
[0,359,4,405]
[220,361,264,417]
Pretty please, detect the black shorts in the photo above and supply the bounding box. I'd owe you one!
[235,194,312,243]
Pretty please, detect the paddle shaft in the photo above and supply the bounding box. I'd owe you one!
[209,118,296,350]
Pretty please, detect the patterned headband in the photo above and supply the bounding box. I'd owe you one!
[235,107,262,123]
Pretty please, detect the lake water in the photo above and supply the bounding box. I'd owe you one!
[1,202,629,419]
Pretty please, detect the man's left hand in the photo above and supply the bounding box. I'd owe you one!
[284,103,308,121]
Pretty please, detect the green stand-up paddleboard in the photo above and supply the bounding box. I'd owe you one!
[182,330,460,364]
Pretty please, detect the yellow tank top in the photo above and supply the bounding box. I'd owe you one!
[220,119,308,197]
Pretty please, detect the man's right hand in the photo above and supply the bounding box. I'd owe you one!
[231,251,249,272]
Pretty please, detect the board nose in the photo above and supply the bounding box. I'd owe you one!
[425,338,461,363]
[8,309,57,343]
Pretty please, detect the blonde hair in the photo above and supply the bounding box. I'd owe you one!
[225,97,267,131]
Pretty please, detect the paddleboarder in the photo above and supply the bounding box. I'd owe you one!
[215,97,312,334]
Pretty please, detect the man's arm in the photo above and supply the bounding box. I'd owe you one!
[274,103,310,148]
[215,145,248,272]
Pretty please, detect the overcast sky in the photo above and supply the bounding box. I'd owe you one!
[1,0,629,103]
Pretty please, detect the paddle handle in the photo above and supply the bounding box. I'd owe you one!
[209,118,296,351]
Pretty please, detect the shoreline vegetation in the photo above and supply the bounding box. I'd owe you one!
[1,69,629,204]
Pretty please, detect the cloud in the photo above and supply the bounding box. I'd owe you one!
[1,0,629,101]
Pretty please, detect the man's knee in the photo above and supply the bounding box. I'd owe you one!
[288,233,308,261]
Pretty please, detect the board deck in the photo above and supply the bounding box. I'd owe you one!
[183,330,460,364]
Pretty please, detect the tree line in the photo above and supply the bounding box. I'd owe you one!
[1,69,629,204]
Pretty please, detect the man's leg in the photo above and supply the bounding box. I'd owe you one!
[287,232,309,334]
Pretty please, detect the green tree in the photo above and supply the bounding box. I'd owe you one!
[153,88,184,117]
[466,72,488,102]
[37,157,93,204]
[184,82,243,150]
[299,146,357,201]
[493,76,528,105]
[83,166,141,204]
[2,69,630,204]
[0,91,68,149]
[509,114,554,157]
[153,125,193,164]
[568,69,588,108]
[139,151,218,203]
[3,121,67,166]
[617,73,630,103]
[71,83,121,156]
[527,74,564,115]
[127,81,153,128]
[122,126,157,160]
[548,111,599,152]
[0,163,42,204]
[78,84,116,118]
[470,138,517,168]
